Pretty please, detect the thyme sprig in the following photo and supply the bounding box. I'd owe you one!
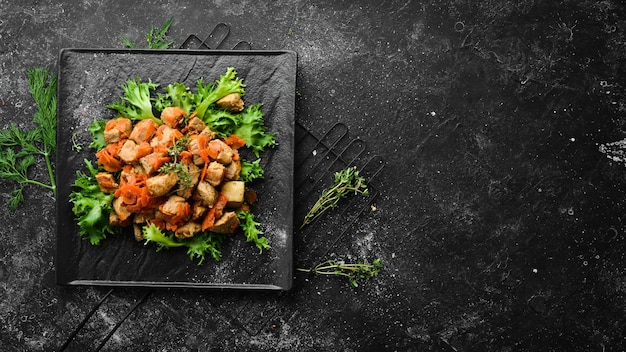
[301,166,369,228]
[158,136,192,187]
[297,258,382,288]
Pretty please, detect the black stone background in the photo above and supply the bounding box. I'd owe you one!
[0,0,625,351]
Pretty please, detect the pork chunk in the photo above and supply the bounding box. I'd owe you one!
[184,116,206,134]
[95,172,119,193]
[215,93,244,113]
[146,171,178,197]
[204,161,225,187]
[209,211,240,234]
[129,119,157,144]
[176,163,201,198]
[175,222,202,239]
[112,197,132,221]
[193,180,218,207]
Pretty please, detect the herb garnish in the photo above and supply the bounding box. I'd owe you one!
[297,258,382,288]
[121,18,174,49]
[0,68,57,209]
[301,166,369,228]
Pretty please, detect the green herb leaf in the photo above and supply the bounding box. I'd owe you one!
[297,258,382,288]
[236,210,271,253]
[301,166,369,228]
[240,158,264,183]
[88,118,107,150]
[107,77,161,124]
[69,159,116,245]
[0,68,57,209]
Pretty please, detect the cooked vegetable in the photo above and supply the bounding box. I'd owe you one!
[221,181,245,207]
[0,68,57,209]
[301,166,369,228]
[70,68,275,264]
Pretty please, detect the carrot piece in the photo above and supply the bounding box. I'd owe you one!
[150,218,167,231]
[223,135,246,149]
[135,141,153,159]
[200,160,210,181]
[231,149,240,161]
[180,150,193,165]
[201,194,228,231]
[96,147,122,172]
[206,140,222,160]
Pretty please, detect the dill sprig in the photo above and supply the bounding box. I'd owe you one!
[300,166,369,228]
[0,68,57,209]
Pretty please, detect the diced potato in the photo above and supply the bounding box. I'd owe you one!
[221,181,245,208]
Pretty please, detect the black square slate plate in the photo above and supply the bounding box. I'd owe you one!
[56,48,296,290]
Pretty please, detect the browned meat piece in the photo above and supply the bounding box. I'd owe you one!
[139,151,169,175]
[103,118,132,144]
[109,211,128,227]
[150,125,183,148]
[221,181,245,208]
[133,211,154,224]
[160,195,186,214]
[117,139,138,164]
[191,201,207,221]
[216,93,244,112]
[95,172,119,193]
[175,222,202,239]
[129,119,157,144]
[187,137,205,166]
[146,171,178,197]
[209,211,240,234]
[193,180,218,207]
[184,116,206,134]
[204,161,225,187]
[112,197,132,222]
[215,139,234,165]
[199,126,216,141]
[158,195,191,224]
[176,163,201,198]
[224,159,241,181]
[117,140,152,164]
[133,224,143,241]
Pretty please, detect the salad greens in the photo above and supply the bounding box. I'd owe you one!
[107,77,161,124]
[69,159,116,245]
[70,67,275,264]
[0,68,57,209]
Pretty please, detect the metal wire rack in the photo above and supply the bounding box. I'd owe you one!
[57,23,383,350]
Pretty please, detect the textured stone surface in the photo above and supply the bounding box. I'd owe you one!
[0,0,625,351]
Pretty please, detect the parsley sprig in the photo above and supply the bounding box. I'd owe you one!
[301,166,369,228]
[0,68,57,209]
